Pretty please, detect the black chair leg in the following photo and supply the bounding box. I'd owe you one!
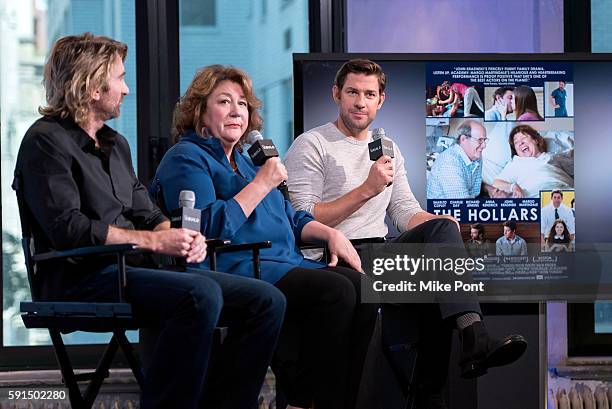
[115,330,145,388]
[49,329,86,409]
[83,335,119,408]
[49,329,122,409]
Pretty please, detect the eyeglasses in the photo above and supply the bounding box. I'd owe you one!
[469,136,489,146]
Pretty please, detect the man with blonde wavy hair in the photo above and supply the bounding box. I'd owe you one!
[15,33,285,409]
[39,33,128,124]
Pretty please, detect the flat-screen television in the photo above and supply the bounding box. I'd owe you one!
[292,54,612,302]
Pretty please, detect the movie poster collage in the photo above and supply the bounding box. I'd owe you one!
[425,62,575,267]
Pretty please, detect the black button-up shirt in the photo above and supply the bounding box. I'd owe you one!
[15,116,167,297]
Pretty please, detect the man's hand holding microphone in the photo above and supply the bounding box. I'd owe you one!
[107,190,206,263]
[163,190,207,264]
[363,127,395,198]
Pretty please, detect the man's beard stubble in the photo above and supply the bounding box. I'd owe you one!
[338,110,373,135]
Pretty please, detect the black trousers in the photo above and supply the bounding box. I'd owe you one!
[360,219,482,404]
[272,266,379,409]
[389,218,482,319]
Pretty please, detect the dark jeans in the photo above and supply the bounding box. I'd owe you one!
[61,265,286,409]
[272,266,378,409]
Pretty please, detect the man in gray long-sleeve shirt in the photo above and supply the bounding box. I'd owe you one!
[285,59,527,408]
[284,121,422,240]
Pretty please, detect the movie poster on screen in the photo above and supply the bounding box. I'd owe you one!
[425,62,575,257]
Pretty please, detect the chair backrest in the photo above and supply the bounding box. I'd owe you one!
[11,170,39,301]
[148,177,171,217]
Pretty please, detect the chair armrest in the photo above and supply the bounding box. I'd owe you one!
[33,243,140,262]
[350,237,386,246]
[205,239,231,249]
[299,243,326,250]
[298,238,385,264]
[214,241,271,280]
[205,239,232,272]
[298,237,386,250]
[215,241,272,254]
[33,243,140,303]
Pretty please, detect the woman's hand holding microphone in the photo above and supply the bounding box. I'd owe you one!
[252,157,288,193]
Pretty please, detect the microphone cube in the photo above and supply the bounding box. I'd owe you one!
[368,138,395,161]
[248,139,279,166]
[170,207,201,232]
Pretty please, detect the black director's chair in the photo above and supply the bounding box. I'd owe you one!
[13,170,145,409]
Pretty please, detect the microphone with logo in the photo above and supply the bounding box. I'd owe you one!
[368,127,395,187]
[170,190,201,231]
[170,190,202,268]
[246,130,291,201]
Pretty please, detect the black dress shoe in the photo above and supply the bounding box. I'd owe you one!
[458,321,527,378]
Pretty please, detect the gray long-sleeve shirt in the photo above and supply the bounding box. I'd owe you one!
[284,122,423,239]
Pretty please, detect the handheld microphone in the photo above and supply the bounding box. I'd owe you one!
[246,130,290,200]
[178,190,195,209]
[368,128,395,187]
[170,190,201,231]
[368,128,395,161]
[246,130,280,165]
